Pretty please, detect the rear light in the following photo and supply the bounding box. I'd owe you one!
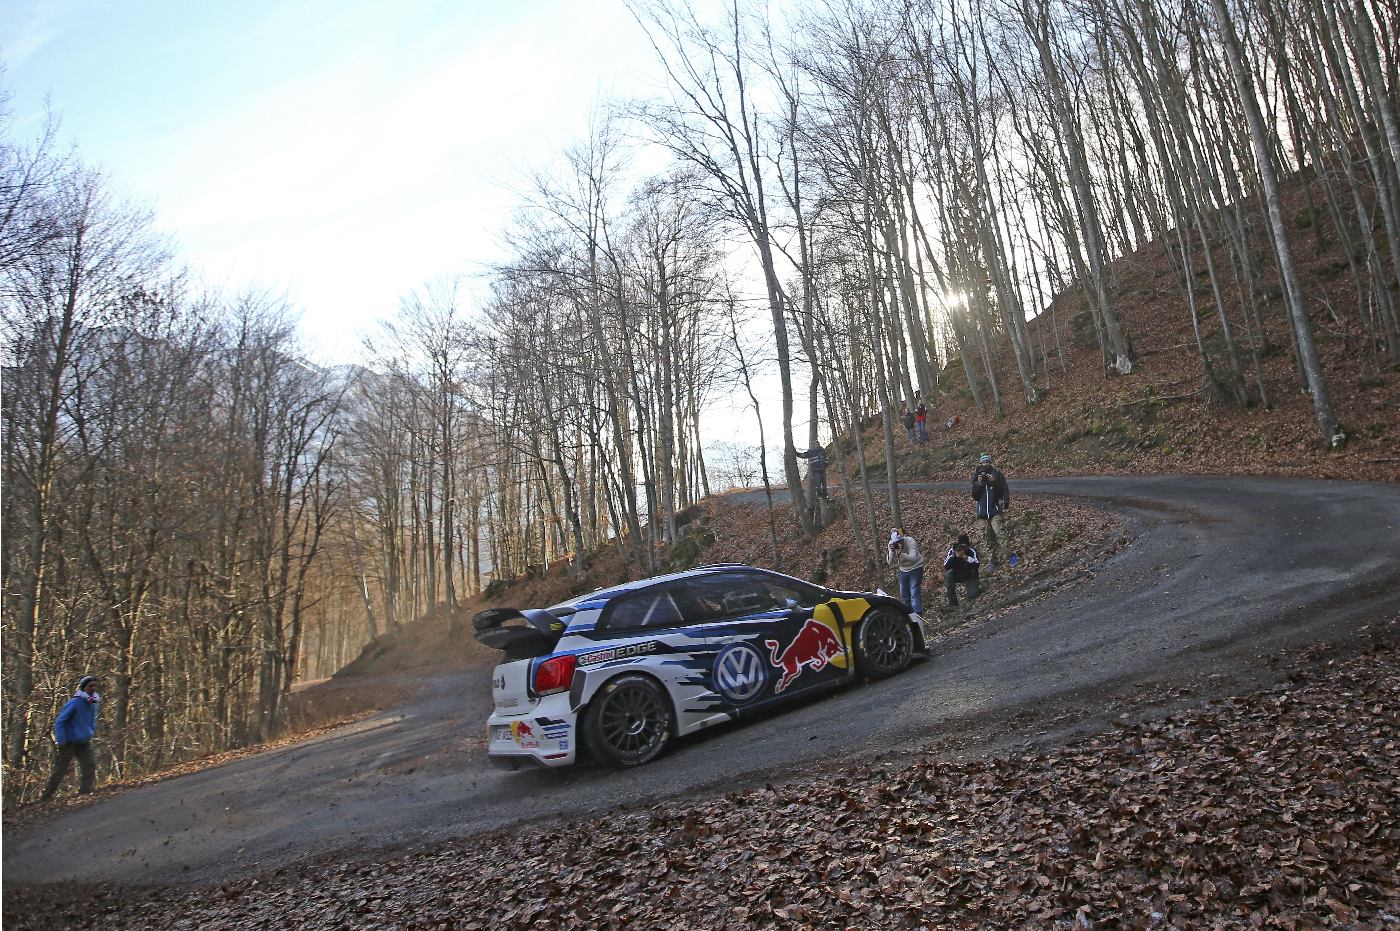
[532,654,577,695]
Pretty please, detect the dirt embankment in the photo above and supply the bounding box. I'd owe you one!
[874,193,1400,488]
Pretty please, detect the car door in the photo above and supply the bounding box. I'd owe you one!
[687,571,851,711]
[591,582,730,732]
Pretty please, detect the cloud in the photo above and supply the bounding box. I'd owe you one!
[0,0,79,70]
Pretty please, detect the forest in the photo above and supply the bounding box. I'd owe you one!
[2,0,1396,802]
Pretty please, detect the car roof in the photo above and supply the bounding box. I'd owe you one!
[551,563,772,610]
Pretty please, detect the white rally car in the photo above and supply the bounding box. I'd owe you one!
[474,564,930,768]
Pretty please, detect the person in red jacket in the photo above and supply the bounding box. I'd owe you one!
[913,400,929,443]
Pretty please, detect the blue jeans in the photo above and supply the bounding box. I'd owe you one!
[898,566,925,615]
[916,420,928,442]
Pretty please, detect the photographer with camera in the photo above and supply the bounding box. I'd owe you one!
[885,528,926,615]
[971,452,1011,567]
[942,534,981,608]
[795,445,829,499]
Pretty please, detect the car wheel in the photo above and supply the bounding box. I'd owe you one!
[582,675,673,767]
[856,608,914,679]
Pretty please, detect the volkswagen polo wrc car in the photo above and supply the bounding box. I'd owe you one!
[473,563,930,768]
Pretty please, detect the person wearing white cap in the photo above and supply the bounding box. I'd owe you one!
[39,675,103,802]
[885,528,926,615]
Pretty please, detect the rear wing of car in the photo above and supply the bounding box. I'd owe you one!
[473,607,571,659]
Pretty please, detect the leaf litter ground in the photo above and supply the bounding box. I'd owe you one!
[7,616,1397,931]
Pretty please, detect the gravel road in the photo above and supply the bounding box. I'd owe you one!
[6,476,1398,887]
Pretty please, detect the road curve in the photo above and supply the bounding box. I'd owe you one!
[6,476,1398,886]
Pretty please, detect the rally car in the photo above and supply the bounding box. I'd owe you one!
[473,564,930,769]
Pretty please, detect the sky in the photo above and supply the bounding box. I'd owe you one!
[2,0,668,364]
[1,0,822,469]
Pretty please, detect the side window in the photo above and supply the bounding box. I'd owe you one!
[600,585,688,631]
[751,573,827,609]
[684,573,783,621]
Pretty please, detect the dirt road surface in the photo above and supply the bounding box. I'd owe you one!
[5,476,1398,888]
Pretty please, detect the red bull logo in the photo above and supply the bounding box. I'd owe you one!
[511,720,540,749]
[766,618,846,693]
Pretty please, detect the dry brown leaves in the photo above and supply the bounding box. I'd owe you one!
[701,489,1123,601]
[9,623,1397,931]
[907,221,1400,487]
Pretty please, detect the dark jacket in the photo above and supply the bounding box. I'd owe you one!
[971,466,1009,518]
[796,447,828,471]
[943,544,981,582]
[53,694,99,745]
[903,411,916,429]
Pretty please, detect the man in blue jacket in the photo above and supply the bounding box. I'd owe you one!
[971,453,1011,567]
[40,674,102,802]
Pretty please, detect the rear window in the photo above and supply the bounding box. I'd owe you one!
[600,585,688,631]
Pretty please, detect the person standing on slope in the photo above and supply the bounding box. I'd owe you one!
[795,445,829,498]
[971,453,1011,567]
[886,529,926,615]
[40,675,103,802]
[914,400,929,444]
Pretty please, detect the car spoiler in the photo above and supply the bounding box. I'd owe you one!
[472,607,570,656]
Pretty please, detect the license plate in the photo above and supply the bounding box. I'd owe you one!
[490,725,515,744]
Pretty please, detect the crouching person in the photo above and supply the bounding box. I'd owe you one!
[943,534,981,608]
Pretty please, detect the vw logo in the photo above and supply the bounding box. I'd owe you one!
[713,642,767,704]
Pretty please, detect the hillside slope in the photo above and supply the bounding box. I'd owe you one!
[890,195,1398,485]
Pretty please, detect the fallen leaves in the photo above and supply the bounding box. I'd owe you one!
[8,621,1400,929]
[703,488,1124,608]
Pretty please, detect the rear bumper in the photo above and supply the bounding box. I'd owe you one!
[486,697,579,768]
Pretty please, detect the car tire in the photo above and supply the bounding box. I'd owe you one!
[582,674,674,767]
[855,608,915,680]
